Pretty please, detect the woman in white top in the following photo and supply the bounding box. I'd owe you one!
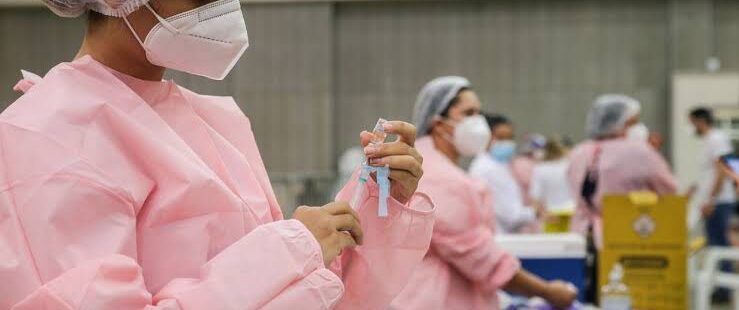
[530,137,574,212]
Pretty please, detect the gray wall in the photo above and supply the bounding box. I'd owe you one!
[1,0,738,210]
[335,0,670,153]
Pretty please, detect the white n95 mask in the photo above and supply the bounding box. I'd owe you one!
[452,115,492,157]
[627,122,649,141]
[124,0,249,80]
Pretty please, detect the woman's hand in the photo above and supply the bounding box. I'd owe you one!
[504,270,577,309]
[361,121,423,204]
[293,202,363,266]
[543,280,578,309]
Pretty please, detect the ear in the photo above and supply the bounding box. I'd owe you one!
[429,116,447,134]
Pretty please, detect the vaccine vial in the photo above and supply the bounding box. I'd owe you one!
[371,118,388,145]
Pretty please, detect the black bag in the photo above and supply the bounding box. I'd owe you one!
[580,144,601,209]
[581,169,598,209]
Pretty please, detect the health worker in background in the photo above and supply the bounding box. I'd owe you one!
[568,94,677,248]
[511,133,546,206]
[529,137,575,231]
[469,114,542,234]
[391,76,577,310]
[622,96,649,142]
[689,107,736,244]
[0,0,435,308]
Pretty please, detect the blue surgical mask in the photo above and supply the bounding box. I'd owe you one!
[489,140,517,163]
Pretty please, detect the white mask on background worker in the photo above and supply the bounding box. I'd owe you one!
[614,94,648,141]
[446,115,492,157]
[626,122,649,141]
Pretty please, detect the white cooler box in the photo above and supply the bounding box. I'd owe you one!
[496,233,587,301]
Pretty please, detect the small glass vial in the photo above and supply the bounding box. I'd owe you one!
[370,118,388,145]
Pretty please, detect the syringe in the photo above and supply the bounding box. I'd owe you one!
[350,119,391,217]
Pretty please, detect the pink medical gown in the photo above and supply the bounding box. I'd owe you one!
[390,137,520,310]
[567,139,677,248]
[0,56,435,309]
[511,156,535,205]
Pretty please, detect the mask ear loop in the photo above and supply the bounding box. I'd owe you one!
[122,3,181,47]
[431,116,456,146]
[143,3,181,34]
[123,17,146,47]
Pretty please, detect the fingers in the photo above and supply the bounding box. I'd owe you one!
[359,131,374,148]
[368,155,423,178]
[388,169,418,185]
[358,121,418,147]
[383,121,416,146]
[382,121,417,147]
[338,231,358,249]
[332,214,364,244]
[364,141,422,163]
[324,201,361,223]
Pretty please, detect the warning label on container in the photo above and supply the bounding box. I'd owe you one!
[599,194,688,310]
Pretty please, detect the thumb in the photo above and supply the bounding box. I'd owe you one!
[360,131,374,148]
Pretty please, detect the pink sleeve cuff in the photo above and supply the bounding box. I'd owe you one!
[203,219,324,279]
[490,252,521,288]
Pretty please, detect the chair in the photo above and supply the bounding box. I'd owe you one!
[695,247,739,310]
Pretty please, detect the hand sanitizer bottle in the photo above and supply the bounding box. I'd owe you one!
[601,263,631,310]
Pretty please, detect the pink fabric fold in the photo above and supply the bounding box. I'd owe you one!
[0,56,435,309]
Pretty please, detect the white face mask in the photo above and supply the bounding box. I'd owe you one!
[447,115,492,157]
[627,122,649,141]
[124,0,249,80]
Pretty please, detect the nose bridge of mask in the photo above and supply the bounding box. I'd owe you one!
[495,140,516,148]
[151,0,244,38]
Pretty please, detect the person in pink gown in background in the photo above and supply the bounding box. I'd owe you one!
[510,134,547,233]
[568,94,677,249]
[511,134,546,205]
[0,0,436,308]
[390,76,577,310]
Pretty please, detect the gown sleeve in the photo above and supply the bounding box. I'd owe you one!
[646,148,678,194]
[426,181,521,294]
[330,173,435,309]
[3,171,344,310]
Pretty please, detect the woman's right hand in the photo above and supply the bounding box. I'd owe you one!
[293,202,364,267]
[543,280,578,309]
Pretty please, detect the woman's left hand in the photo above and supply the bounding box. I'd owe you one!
[360,121,423,204]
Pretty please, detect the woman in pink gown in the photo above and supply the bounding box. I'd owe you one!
[390,76,577,310]
[0,0,435,309]
[568,94,677,248]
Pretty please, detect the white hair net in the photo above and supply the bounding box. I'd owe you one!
[43,0,149,18]
[412,76,471,136]
[586,94,639,139]
[621,96,642,120]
